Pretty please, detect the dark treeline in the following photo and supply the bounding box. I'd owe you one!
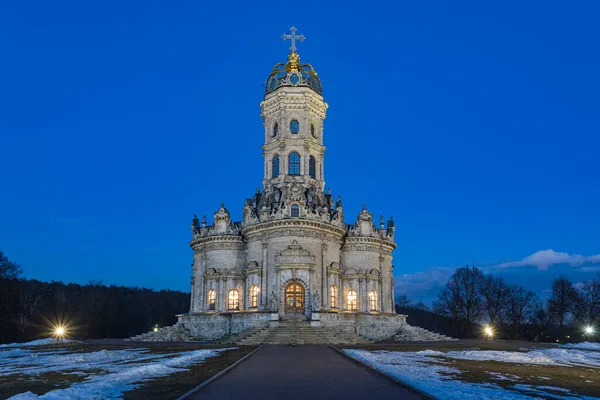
[0,251,190,344]
[396,265,600,342]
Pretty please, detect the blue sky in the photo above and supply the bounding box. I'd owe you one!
[1,1,599,304]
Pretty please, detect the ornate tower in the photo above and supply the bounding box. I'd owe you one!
[260,27,328,195]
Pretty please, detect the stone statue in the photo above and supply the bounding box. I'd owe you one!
[312,291,320,311]
[270,291,278,310]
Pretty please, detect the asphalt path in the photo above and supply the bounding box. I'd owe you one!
[189,344,424,400]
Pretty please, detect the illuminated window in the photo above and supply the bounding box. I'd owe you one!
[369,291,377,311]
[347,290,358,311]
[208,289,216,310]
[273,122,278,137]
[288,152,300,175]
[227,289,239,310]
[309,156,316,179]
[330,285,338,308]
[272,155,280,178]
[291,204,299,217]
[250,285,259,308]
[290,119,299,134]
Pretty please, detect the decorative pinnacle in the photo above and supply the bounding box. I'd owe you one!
[282,26,305,53]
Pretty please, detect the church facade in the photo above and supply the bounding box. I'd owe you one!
[176,29,407,341]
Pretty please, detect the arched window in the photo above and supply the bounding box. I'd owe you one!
[208,289,216,310]
[272,155,280,178]
[347,290,358,311]
[273,122,278,137]
[290,119,299,134]
[311,123,316,138]
[288,152,300,175]
[330,285,338,308]
[250,285,259,308]
[227,289,239,310]
[369,291,377,311]
[291,204,299,217]
[309,156,316,179]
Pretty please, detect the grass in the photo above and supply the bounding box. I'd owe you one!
[0,343,257,400]
[0,370,103,399]
[345,340,600,399]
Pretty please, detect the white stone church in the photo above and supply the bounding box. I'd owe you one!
[134,29,452,343]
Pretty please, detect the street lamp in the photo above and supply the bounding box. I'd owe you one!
[54,326,66,342]
[584,326,595,336]
[153,325,159,333]
[483,325,494,340]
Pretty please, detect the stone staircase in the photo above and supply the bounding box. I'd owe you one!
[230,321,373,345]
[128,324,194,342]
[390,324,456,342]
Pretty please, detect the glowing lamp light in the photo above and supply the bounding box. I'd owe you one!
[483,325,494,339]
[54,326,66,341]
[584,326,595,335]
[153,325,159,333]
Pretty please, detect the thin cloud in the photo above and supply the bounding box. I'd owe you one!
[493,249,600,271]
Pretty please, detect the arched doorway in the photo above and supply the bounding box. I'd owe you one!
[284,282,305,315]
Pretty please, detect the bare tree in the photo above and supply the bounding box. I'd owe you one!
[434,265,484,334]
[18,292,40,334]
[479,275,509,325]
[532,301,553,341]
[506,284,536,339]
[0,251,23,279]
[548,277,579,327]
[396,295,412,308]
[575,273,600,325]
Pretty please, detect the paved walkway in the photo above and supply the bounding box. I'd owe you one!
[190,345,423,400]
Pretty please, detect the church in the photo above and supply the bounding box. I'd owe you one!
[134,28,452,343]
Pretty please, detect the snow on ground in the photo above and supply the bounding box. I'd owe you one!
[1,343,235,399]
[0,338,78,348]
[440,348,600,368]
[344,349,600,400]
[562,342,600,351]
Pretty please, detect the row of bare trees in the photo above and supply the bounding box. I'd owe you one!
[432,265,600,340]
[0,250,190,344]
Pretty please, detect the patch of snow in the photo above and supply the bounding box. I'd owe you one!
[441,348,600,368]
[488,372,521,382]
[0,338,78,348]
[561,342,600,351]
[344,349,600,400]
[4,346,236,399]
[537,376,552,380]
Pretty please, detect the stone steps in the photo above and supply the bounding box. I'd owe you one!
[236,321,373,345]
[390,324,456,342]
[127,324,194,342]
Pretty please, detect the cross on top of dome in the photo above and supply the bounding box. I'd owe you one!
[281,26,305,53]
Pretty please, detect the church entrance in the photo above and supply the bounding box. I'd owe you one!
[284,282,304,315]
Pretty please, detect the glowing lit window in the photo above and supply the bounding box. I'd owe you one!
[291,204,299,217]
[272,155,280,178]
[347,290,358,311]
[288,152,300,175]
[369,291,377,311]
[228,289,239,310]
[208,289,216,310]
[309,156,316,179]
[250,285,259,308]
[273,122,278,137]
[290,119,299,134]
[330,285,338,308]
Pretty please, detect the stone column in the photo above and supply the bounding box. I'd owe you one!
[321,243,328,308]
[261,242,268,309]
[360,274,367,312]
[189,275,195,313]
